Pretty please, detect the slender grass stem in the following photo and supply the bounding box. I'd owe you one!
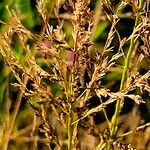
[67,73,75,150]
[68,103,73,150]
[117,122,150,138]
[106,1,144,149]
[1,74,29,150]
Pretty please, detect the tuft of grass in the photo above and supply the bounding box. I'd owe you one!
[0,0,150,149]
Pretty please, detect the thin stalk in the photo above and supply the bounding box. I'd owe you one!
[106,1,144,149]
[1,74,28,150]
[67,73,75,150]
[68,103,73,150]
[117,122,150,138]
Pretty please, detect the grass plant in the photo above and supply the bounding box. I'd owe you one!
[0,0,150,149]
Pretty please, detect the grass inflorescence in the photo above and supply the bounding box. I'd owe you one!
[0,0,150,149]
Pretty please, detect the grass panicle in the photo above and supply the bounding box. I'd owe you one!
[0,0,149,149]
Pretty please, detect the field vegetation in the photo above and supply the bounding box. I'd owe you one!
[0,0,150,149]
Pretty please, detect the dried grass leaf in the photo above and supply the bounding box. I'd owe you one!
[125,94,145,104]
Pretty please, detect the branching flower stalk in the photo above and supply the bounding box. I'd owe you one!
[107,0,145,149]
[67,0,93,149]
[0,0,149,149]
